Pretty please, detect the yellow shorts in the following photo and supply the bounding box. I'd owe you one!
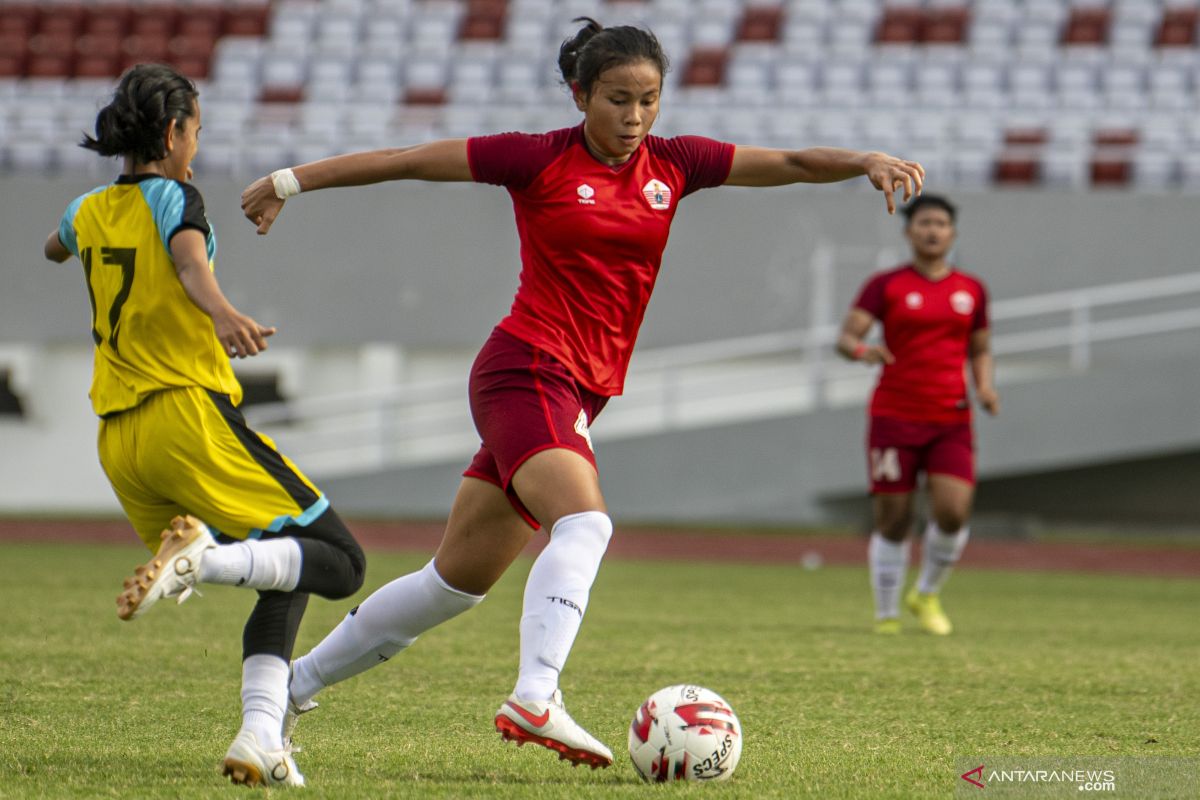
[98,386,328,550]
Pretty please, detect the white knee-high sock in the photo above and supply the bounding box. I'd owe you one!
[289,560,482,707]
[868,532,909,620]
[241,654,290,751]
[514,511,613,702]
[917,521,970,595]
[199,538,302,592]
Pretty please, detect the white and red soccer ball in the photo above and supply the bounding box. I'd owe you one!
[627,684,743,782]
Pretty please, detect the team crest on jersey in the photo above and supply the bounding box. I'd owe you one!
[950,290,975,315]
[905,291,924,310]
[641,179,672,210]
[577,183,596,205]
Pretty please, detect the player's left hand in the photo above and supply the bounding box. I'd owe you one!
[977,387,1000,416]
[214,308,277,359]
[863,153,925,215]
[241,177,286,235]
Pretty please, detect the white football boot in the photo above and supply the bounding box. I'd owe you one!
[116,515,214,621]
[221,730,305,787]
[494,689,613,769]
[282,695,318,749]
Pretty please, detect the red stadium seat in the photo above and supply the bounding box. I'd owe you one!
[177,15,219,40]
[1155,10,1198,47]
[0,52,26,78]
[0,3,38,33]
[122,34,171,65]
[993,155,1041,185]
[921,9,969,44]
[405,87,448,105]
[1005,128,1048,146]
[876,12,920,45]
[1062,9,1110,46]
[681,47,728,87]
[1090,157,1131,186]
[0,32,29,61]
[1094,129,1138,147]
[459,0,508,41]
[172,56,210,81]
[223,7,268,38]
[75,53,118,78]
[27,54,74,78]
[29,33,76,60]
[77,33,124,62]
[86,5,132,37]
[736,8,783,43]
[261,87,305,104]
[132,11,179,41]
[169,33,216,59]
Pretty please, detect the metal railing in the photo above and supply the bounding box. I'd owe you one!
[243,269,1200,476]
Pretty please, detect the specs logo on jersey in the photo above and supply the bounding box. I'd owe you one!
[577,183,596,205]
[905,291,924,309]
[642,179,672,210]
[950,290,976,315]
[574,409,594,452]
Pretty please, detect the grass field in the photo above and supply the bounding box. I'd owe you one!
[1,541,1197,799]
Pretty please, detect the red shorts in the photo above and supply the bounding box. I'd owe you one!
[463,328,610,528]
[866,415,975,494]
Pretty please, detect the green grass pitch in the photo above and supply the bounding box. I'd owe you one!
[1,540,1197,799]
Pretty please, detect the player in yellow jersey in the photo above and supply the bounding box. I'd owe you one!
[42,64,365,788]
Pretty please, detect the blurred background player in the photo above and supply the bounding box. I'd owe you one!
[836,194,998,635]
[42,64,366,786]
[240,18,924,769]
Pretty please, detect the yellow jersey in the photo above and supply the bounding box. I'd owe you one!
[57,174,242,416]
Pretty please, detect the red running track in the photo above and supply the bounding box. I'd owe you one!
[1,519,1197,577]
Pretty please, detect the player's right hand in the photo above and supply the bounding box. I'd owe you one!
[241,176,285,235]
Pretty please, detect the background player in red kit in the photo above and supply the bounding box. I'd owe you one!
[837,195,998,636]
[241,18,925,770]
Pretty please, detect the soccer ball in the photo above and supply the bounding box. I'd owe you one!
[627,684,743,782]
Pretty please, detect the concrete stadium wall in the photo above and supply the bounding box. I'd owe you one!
[5,176,1199,349]
[2,176,1199,524]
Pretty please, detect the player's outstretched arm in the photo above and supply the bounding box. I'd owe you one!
[725,147,925,214]
[171,228,276,358]
[241,139,472,235]
[44,230,71,263]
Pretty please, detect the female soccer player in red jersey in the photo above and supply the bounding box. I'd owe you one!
[836,195,999,637]
[241,18,925,769]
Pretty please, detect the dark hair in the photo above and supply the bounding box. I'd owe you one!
[902,194,957,224]
[81,64,198,164]
[557,17,668,96]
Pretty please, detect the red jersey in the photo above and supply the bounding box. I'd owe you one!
[853,264,989,424]
[467,124,734,395]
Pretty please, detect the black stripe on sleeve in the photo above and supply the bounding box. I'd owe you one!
[169,182,212,242]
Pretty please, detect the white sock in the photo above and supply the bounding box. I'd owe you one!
[514,511,613,702]
[917,521,970,595]
[241,654,290,751]
[868,532,909,620]
[198,538,302,592]
[289,560,482,707]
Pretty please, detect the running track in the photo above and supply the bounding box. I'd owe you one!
[2,519,1197,577]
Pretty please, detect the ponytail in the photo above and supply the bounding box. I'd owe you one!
[81,63,198,164]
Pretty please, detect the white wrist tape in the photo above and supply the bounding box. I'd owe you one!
[270,168,302,199]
